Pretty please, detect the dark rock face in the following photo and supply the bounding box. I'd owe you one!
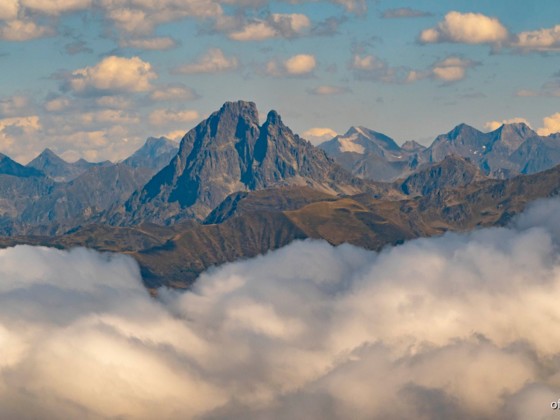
[122,137,178,172]
[113,101,363,224]
[0,153,44,178]
[399,155,485,196]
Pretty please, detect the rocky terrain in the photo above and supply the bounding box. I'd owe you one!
[0,100,559,290]
[320,121,560,181]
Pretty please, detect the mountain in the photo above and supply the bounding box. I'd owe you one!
[26,148,105,182]
[110,101,366,224]
[122,136,179,172]
[398,155,486,196]
[0,153,43,178]
[320,121,560,182]
[319,126,401,158]
[318,126,414,181]
[426,123,489,163]
[401,140,426,153]
[14,163,153,235]
[509,133,560,174]
[5,158,560,288]
[422,122,560,178]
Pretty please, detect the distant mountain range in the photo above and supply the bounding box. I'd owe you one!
[0,100,559,289]
[319,121,560,181]
[0,137,178,235]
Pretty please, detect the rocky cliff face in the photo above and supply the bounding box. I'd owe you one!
[113,101,364,224]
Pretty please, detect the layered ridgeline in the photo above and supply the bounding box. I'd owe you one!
[27,149,111,182]
[320,122,560,181]
[1,100,560,287]
[109,100,366,224]
[0,137,178,235]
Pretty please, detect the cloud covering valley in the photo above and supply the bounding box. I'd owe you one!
[3,199,560,418]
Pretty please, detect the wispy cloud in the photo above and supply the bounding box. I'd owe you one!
[381,7,432,19]
[173,48,238,74]
[307,85,350,95]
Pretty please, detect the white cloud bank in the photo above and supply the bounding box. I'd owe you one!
[419,11,508,45]
[3,199,560,418]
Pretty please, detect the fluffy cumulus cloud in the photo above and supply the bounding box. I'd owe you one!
[537,112,560,136]
[266,53,316,77]
[419,11,509,45]
[0,19,53,41]
[0,115,42,161]
[173,48,238,74]
[99,0,223,37]
[302,127,338,144]
[430,56,478,82]
[3,199,560,418]
[512,25,560,52]
[484,117,531,132]
[228,13,310,41]
[407,56,478,83]
[0,0,19,20]
[64,56,157,96]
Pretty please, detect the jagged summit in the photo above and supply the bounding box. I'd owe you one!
[110,101,364,224]
[401,140,426,153]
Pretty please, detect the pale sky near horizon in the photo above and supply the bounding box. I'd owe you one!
[0,0,559,163]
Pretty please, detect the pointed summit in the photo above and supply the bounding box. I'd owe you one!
[123,137,179,172]
[109,100,364,224]
[491,122,536,151]
[27,148,106,181]
[265,110,281,125]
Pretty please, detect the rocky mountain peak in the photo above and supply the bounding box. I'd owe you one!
[111,100,364,224]
[447,123,482,139]
[491,122,536,151]
[123,136,178,172]
[401,140,426,152]
[265,110,282,125]
[217,100,259,125]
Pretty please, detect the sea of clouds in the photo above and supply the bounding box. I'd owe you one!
[2,198,560,419]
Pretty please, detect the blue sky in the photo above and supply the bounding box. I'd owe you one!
[0,0,559,163]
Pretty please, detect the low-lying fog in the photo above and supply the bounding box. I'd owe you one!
[2,199,560,419]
